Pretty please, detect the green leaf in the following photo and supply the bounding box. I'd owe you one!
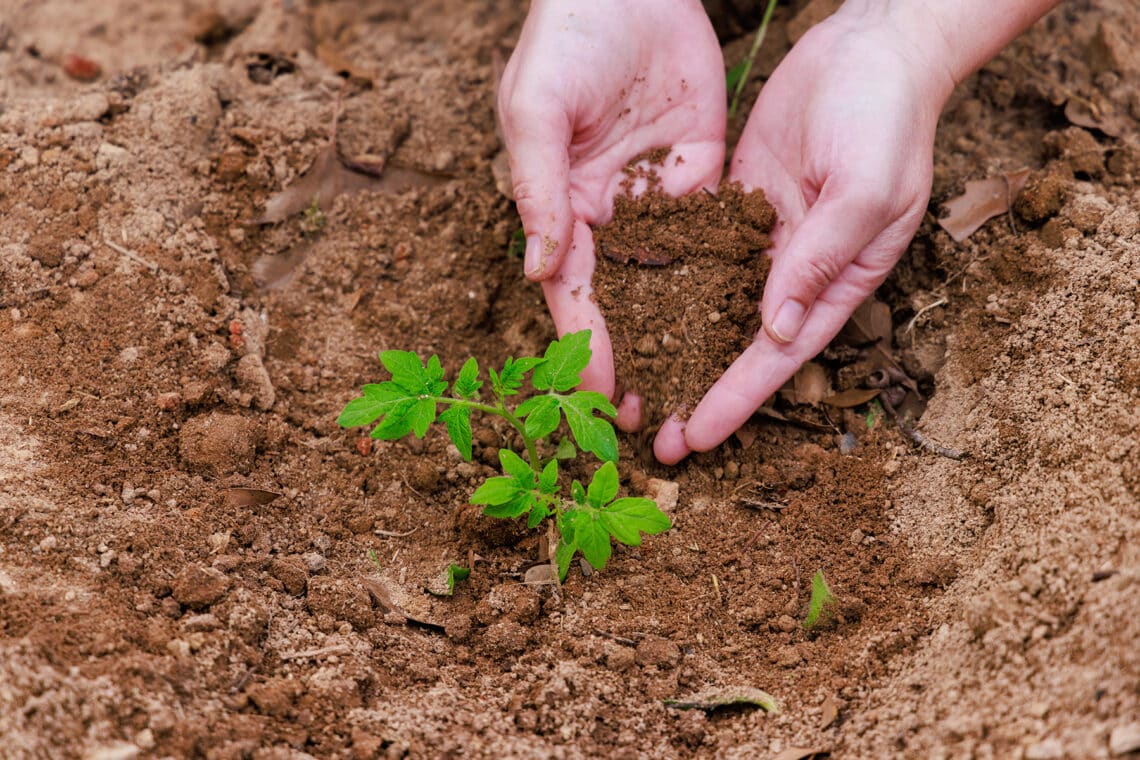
[533,330,592,392]
[586,461,620,508]
[439,406,472,461]
[570,480,586,505]
[470,476,522,506]
[521,395,561,440]
[554,437,576,460]
[558,391,619,462]
[371,398,436,439]
[804,569,837,630]
[538,460,559,494]
[725,59,749,93]
[380,351,447,397]
[427,564,470,597]
[499,449,533,483]
[526,501,550,529]
[575,513,612,570]
[555,536,577,581]
[483,490,536,519]
[337,383,404,428]
[452,357,481,399]
[601,498,671,546]
[495,356,544,396]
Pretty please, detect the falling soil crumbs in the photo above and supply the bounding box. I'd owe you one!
[2,1,1139,759]
[594,169,775,425]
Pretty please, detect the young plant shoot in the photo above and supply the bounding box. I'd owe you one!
[338,330,671,580]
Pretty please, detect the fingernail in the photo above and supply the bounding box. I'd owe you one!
[524,235,543,276]
[770,300,806,343]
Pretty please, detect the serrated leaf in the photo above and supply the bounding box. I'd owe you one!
[601,498,671,545]
[538,460,558,494]
[371,398,424,439]
[586,461,620,508]
[483,490,536,519]
[439,405,472,460]
[497,356,544,396]
[575,513,612,570]
[470,476,522,506]
[555,536,577,581]
[559,392,618,462]
[379,350,426,382]
[527,501,550,529]
[452,357,481,399]
[554,437,576,460]
[570,480,586,505]
[522,396,561,440]
[499,449,533,482]
[533,330,591,392]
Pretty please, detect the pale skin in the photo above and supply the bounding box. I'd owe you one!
[499,0,1062,465]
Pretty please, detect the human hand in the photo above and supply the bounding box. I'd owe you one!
[497,0,726,429]
[654,7,957,463]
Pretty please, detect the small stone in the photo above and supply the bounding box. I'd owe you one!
[234,353,276,410]
[134,729,155,751]
[301,552,326,574]
[83,742,139,760]
[838,431,858,454]
[850,529,864,545]
[771,615,798,633]
[661,333,682,354]
[36,535,58,552]
[1110,723,1140,755]
[774,647,802,668]
[1024,739,1064,760]
[645,478,679,514]
[118,346,140,365]
[635,635,681,669]
[707,311,721,323]
[120,484,137,504]
[269,556,308,595]
[171,564,230,609]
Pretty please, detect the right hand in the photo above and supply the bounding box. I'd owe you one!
[497,0,726,429]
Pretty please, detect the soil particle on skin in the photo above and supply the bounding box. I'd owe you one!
[593,176,775,425]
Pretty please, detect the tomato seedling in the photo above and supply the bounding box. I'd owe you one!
[338,330,671,580]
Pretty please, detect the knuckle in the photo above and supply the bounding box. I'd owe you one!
[800,253,843,291]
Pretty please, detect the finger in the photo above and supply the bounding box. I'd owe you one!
[498,91,574,280]
[653,414,689,465]
[541,220,615,399]
[614,392,643,433]
[759,189,886,344]
[681,272,874,454]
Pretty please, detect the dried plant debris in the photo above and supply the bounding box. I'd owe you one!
[938,168,1031,242]
[666,686,780,714]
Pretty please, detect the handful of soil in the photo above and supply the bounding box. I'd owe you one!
[592,173,776,429]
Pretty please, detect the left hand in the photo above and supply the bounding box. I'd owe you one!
[654,8,956,463]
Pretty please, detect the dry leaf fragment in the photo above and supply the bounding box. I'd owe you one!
[223,487,282,508]
[938,168,1030,242]
[1064,97,1126,137]
[820,694,840,729]
[781,361,830,406]
[839,297,892,348]
[665,686,780,713]
[822,388,880,408]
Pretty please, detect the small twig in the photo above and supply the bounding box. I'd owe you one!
[228,667,257,694]
[595,630,638,647]
[905,297,948,336]
[279,644,352,661]
[375,527,418,538]
[880,396,967,461]
[103,239,158,274]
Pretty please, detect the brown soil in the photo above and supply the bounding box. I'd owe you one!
[593,174,775,427]
[2,1,1139,759]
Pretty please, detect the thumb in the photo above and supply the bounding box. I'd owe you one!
[499,97,574,280]
[760,192,885,344]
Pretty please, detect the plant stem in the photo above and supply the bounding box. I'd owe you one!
[728,0,779,118]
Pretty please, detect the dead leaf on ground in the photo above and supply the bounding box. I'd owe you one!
[770,747,829,760]
[315,42,374,85]
[1064,97,1126,137]
[223,487,282,508]
[938,168,1031,242]
[820,694,840,728]
[822,388,880,409]
[839,297,892,348]
[665,686,780,714]
[780,361,830,405]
